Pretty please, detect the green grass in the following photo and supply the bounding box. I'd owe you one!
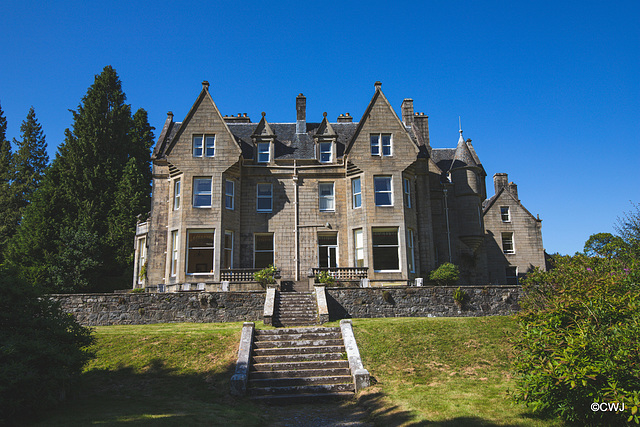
[25,318,563,426]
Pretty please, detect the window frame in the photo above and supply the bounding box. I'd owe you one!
[257,142,270,163]
[372,227,400,272]
[500,206,511,222]
[137,237,147,285]
[352,177,362,209]
[193,134,215,158]
[354,228,364,268]
[502,232,515,254]
[318,232,338,268]
[223,230,234,269]
[254,233,274,269]
[256,183,273,212]
[403,178,412,208]
[193,177,212,208]
[506,266,518,285]
[225,179,234,210]
[173,178,181,210]
[170,230,179,277]
[186,229,215,275]
[319,142,332,163]
[318,182,335,212]
[407,228,415,273]
[370,133,392,156]
[374,176,393,206]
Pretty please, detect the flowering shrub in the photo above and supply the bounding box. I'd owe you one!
[511,254,640,425]
[253,265,278,288]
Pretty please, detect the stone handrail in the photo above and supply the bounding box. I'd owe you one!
[230,322,254,396]
[340,319,370,392]
[263,288,276,325]
[314,286,329,324]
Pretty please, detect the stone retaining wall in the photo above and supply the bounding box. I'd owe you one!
[325,286,520,320]
[52,285,521,327]
[51,291,266,326]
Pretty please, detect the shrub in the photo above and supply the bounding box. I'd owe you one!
[452,287,466,306]
[316,270,335,286]
[511,254,640,425]
[253,265,278,288]
[429,263,460,286]
[0,267,94,424]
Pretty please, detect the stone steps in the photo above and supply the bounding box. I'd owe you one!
[273,291,318,327]
[247,327,354,403]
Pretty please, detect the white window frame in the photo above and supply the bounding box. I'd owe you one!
[372,227,400,272]
[173,178,181,210]
[500,206,510,222]
[407,229,415,273]
[352,177,361,209]
[319,142,332,163]
[370,133,392,156]
[223,230,234,269]
[257,183,273,212]
[319,182,335,212]
[193,177,212,208]
[225,179,234,210]
[170,230,179,277]
[318,232,338,268]
[257,142,270,163]
[374,176,393,206]
[137,237,146,285]
[193,134,215,157]
[254,233,274,268]
[502,232,515,254]
[354,228,364,268]
[186,229,215,275]
[403,178,411,208]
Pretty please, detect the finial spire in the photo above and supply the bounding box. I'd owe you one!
[458,116,464,143]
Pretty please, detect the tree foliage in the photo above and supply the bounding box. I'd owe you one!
[0,103,13,261]
[6,66,153,292]
[429,262,460,286]
[0,267,94,424]
[512,204,640,425]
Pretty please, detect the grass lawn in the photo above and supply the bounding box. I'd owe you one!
[26,317,563,426]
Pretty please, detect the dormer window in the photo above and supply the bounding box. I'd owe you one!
[257,142,270,163]
[193,135,215,157]
[319,142,332,163]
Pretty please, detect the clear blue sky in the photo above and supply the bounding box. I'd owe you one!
[1,0,638,255]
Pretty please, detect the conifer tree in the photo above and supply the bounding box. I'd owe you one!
[7,66,154,292]
[0,103,14,260]
[9,107,49,233]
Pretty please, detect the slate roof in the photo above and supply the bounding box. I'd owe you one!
[430,148,456,172]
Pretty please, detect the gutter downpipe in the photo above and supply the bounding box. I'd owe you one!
[443,187,452,263]
[293,161,300,281]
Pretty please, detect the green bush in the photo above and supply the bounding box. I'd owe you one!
[316,270,335,286]
[511,254,640,425]
[253,264,278,288]
[452,287,466,306]
[429,263,460,286]
[0,267,94,424]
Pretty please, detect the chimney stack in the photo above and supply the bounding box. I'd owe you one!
[337,113,353,123]
[508,182,519,201]
[401,99,414,126]
[296,93,306,134]
[493,173,508,195]
[413,112,430,147]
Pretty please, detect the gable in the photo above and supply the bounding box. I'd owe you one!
[483,188,540,222]
[345,87,419,164]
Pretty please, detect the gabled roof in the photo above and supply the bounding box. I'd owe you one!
[251,113,275,138]
[314,113,337,139]
[483,187,541,222]
[162,83,241,157]
[344,83,420,156]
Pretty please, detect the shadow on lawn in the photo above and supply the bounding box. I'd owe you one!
[356,389,545,427]
[24,358,265,427]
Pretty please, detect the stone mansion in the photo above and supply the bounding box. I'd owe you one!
[133,81,545,292]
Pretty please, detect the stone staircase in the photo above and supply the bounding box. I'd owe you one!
[247,327,355,403]
[274,292,318,327]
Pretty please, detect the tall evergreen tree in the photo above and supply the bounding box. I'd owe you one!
[0,103,14,261]
[7,66,154,292]
[12,107,48,210]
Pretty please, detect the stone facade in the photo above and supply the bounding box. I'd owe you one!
[483,174,546,284]
[134,81,544,291]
